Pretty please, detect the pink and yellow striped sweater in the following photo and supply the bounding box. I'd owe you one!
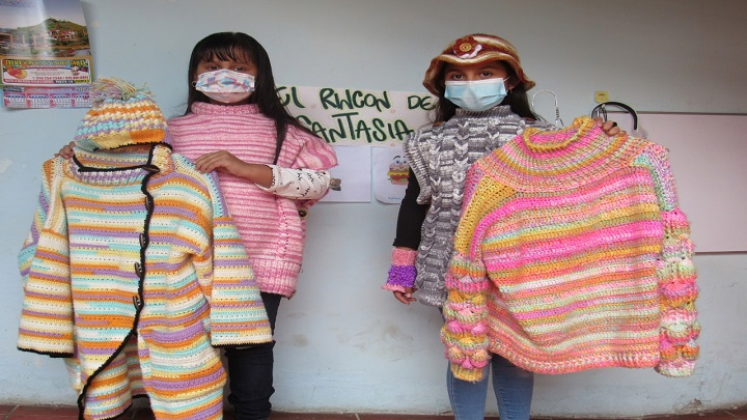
[441,116,699,381]
[168,103,338,297]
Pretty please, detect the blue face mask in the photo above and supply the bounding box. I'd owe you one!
[444,78,508,112]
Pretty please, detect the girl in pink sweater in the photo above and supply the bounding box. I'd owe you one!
[171,32,337,420]
[58,32,337,420]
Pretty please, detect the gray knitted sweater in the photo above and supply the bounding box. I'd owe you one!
[404,105,547,307]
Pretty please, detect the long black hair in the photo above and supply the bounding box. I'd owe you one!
[431,62,538,123]
[186,32,312,164]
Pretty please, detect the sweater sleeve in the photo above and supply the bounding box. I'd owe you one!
[17,158,75,357]
[392,169,428,249]
[277,126,338,211]
[440,164,508,382]
[256,165,332,200]
[195,170,273,347]
[636,144,699,377]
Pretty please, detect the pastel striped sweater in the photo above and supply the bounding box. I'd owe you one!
[441,116,699,381]
[18,143,272,420]
[168,103,338,297]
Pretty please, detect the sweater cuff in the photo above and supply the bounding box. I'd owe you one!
[384,248,417,291]
[450,362,485,383]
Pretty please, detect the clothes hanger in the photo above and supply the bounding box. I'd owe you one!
[531,89,564,128]
[590,101,638,131]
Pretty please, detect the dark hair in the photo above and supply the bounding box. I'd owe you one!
[432,63,538,123]
[186,32,312,164]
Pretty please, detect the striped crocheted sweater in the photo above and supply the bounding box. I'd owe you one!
[168,102,338,297]
[18,142,272,420]
[441,116,699,381]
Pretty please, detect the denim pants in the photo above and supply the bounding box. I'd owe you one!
[224,292,282,420]
[447,353,534,420]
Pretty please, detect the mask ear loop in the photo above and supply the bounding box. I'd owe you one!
[531,89,564,128]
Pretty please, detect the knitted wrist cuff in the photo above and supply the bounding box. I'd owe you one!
[391,248,417,265]
[386,265,417,288]
[382,283,407,293]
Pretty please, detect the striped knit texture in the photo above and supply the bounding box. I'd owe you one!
[383,248,419,292]
[441,116,698,381]
[18,143,272,420]
[168,102,338,297]
[73,82,168,151]
[405,105,550,307]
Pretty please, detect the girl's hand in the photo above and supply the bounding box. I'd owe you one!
[194,150,248,175]
[55,141,75,159]
[593,116,626,136]
[393,287,417,305]
[194,150,273,186]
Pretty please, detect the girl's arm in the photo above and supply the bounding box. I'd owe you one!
[193,150,274,187]
[255,166,332,200]
[384,170,428,304]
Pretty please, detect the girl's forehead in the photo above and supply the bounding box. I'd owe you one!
[445,61,507,71]
[200,48,253,63]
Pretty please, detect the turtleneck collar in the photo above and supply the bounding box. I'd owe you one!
[190,101,261,116]
[522,116,599,152]
[481,116,650,192]
[454,104,512,118]
[67,143,174,185]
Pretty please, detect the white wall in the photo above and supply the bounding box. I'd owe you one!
[1,0,745,416]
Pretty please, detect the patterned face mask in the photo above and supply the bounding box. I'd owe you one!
[194,69,255,104]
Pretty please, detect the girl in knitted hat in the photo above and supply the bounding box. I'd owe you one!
[383,33,621,420]
[57,32,337,420]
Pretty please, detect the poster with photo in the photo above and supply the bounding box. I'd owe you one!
[0,0,93,108]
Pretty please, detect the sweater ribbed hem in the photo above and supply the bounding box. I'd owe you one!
[252,258,301,297]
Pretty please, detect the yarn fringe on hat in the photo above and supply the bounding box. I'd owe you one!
[90,77,150,105]
[423,34,535,96]
[74,76,169,151]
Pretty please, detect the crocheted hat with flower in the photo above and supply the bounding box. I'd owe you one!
[423,33,535,96]
[74,77,168,151]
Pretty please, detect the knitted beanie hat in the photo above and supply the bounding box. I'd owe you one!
[423,34,535,96]
[74,77,168,151]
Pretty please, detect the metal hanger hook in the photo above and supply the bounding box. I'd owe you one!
[531,89,564,127]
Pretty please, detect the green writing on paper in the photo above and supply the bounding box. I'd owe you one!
[297,112,414,144]
[319,88,391,113]
[407,94,437,111]
[277,86,305,109]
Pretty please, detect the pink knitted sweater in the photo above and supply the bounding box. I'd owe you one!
[168,102,337,297]
[441,117,699,381]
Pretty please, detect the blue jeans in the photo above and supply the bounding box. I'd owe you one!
[224,292,282,420]
[447,351,534,420]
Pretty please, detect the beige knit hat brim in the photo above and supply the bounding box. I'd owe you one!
[423,34,536,96]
